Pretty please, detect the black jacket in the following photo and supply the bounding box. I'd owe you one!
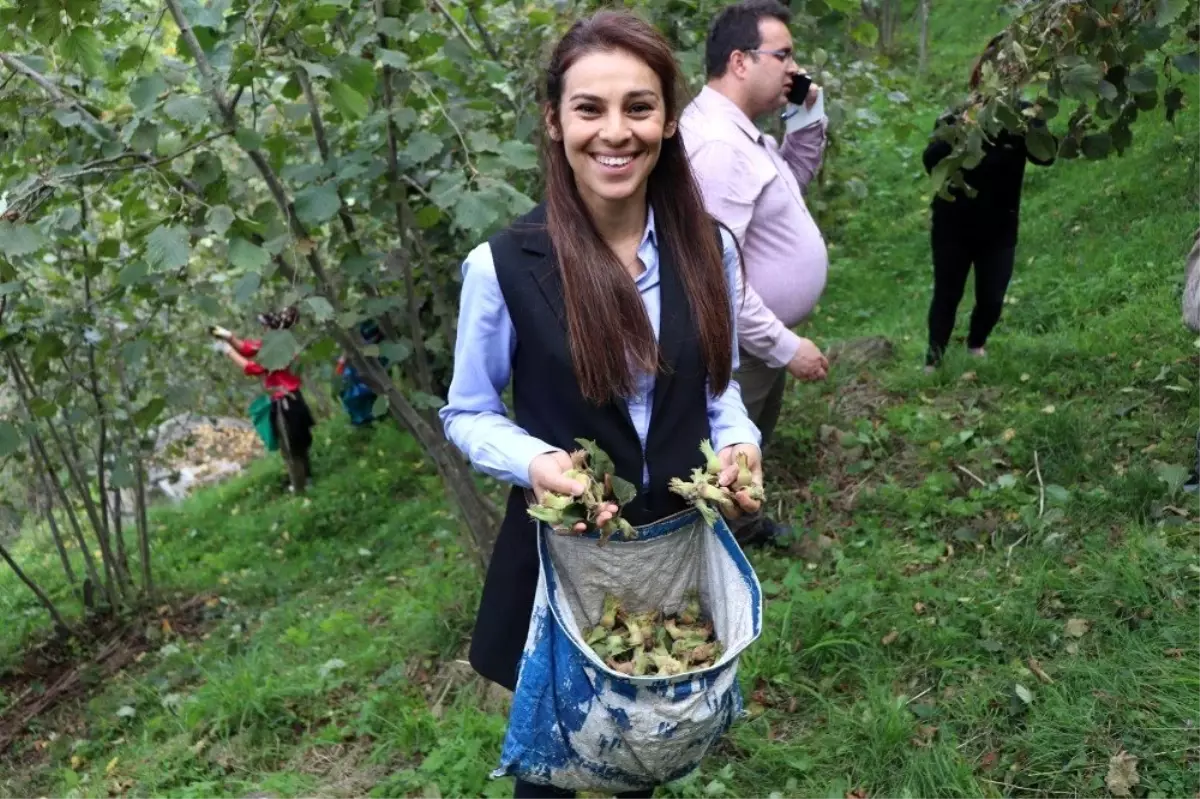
[467,203,718,690]
[923,100,1056,247]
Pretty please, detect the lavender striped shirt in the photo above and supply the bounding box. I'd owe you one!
[680,86,830,368]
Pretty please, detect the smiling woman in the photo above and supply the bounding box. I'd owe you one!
[437,8,767,799]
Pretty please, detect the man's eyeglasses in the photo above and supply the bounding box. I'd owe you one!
[746,48,793,63]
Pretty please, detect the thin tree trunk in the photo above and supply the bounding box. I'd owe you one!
[8,354,120,605]
[30,433,102,604]
[376,0,436,397]
[110,437,129,580]
[36,462,77,586]
[133,454,152,596]
[0,542,80,637]
[81,261,116,580]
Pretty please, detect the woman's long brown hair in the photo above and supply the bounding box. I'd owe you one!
[541,10,734,406]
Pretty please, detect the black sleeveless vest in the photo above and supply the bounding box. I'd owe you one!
[467,203,719,690]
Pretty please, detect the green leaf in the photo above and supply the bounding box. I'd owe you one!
[256,329,299,370]
[371,395,389,417]
[378,49,409,69]
[379,340,412,362]
[229,237,269,271]
[130,74,167,110]
[336,56,377,97]
[391,107,418,131]
[377,17,405,38]
[498,140,539,170]
[118,261,148,285]
[122,339,149,366]
[130,120,158,151]
[1156,0,1188,25]
[404,131,443,164]
[163,95,210,126]
[850,21,878,48]
[233,271,260,305]
[207,205,235,235]
[575,438,616,478]
[327,80,369,120]
[1165,86,1186,122]
[1014,683,1034,705]
[468,130,502,152]
[1081,132,1112,159]
[1098,80,1119,101]
[0,222,45,257]
[133,397,167,428]
[302,295,334,321]
[0,419,23,457]
[415,205,442,228]
[1025,126,1057,162]
[146,225,190,269]
[1139,23,1172,50]
[1174,51,1200,74]
[298,61,332,79]
[235,128,264,150]
[60,26,105,76]
[0,281,22,296]
[294,184,342,227]
[454,191,501,234]
[1125,66,1158,94]
[609,475,637,507]
[98,239,120,258]
[411,391,445,411]
[1061,61,1103,99]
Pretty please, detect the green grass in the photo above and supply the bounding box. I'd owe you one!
[3,4,1199,797]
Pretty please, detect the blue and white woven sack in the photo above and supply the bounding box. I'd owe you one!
[493,508,763,793]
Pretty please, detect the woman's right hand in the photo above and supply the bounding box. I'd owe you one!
[528,450,617,533]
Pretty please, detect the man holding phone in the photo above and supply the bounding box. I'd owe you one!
[680,0,830,549]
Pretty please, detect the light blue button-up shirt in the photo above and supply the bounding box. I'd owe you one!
[438,207,761,490]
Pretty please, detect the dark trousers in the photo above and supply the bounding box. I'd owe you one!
[926,233,1016,366]
[513,779,654,798]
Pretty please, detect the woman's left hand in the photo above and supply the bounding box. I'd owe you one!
[715,443,764,518]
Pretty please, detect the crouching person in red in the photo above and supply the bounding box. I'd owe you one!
[210,306,315,493]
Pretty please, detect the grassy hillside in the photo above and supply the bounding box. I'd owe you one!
[2,3,1198,797]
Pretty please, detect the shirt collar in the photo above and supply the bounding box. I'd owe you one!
[697,85,764,145]
[642,204,657,249]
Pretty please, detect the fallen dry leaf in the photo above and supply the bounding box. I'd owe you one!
[881,629,900,646]
[979,750,999,771]
[1106,750,1140,797]
[845,790,867,799]
[910,724,938,748]
[1027,657,1054,684]
[1002,428,1016,442]
[913,602,927,615]
[1042,404,1056,414]
[1164,648,1184,659]
[1064,618,1091,638]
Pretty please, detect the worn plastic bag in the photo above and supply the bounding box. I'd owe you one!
[494,507,763,792]
[247,394,277,452]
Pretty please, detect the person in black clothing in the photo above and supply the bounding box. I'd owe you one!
[922,34,1057,369]
[437,10,764,798]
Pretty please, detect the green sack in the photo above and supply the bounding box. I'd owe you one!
[249,394,278,452]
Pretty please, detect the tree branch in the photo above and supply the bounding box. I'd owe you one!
[0,53,101,127]
[431,0,479,53]
[377,0,435,395]
[0,541,80,637]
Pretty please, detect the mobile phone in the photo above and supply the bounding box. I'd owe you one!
[787,74,814,106]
